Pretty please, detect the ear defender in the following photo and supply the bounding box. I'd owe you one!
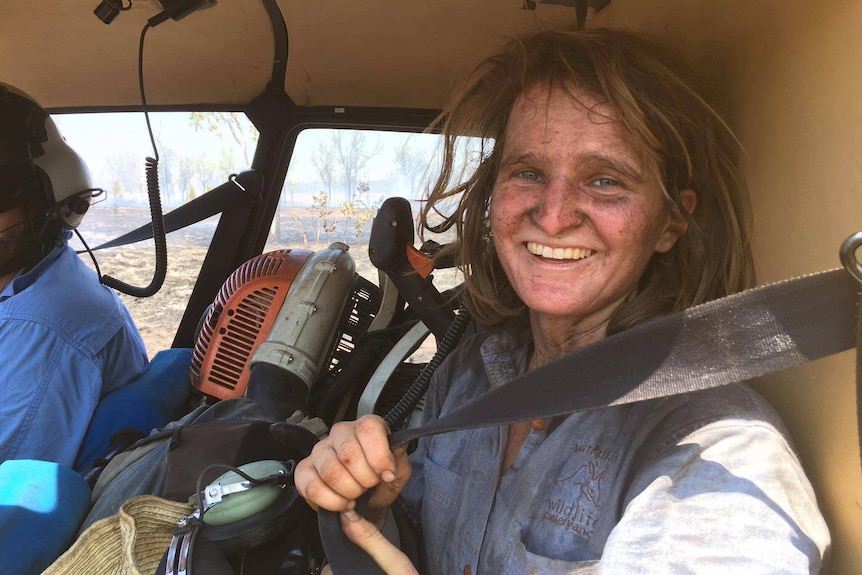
[200,460,290,526]
[159,460,304,575]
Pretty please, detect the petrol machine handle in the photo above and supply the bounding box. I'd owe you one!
[368,197,454,340]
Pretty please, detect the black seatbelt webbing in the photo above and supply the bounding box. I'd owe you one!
[85,172,260,252]
[389,268,859,447]
[857,282,862,466]
[319,267,861,575]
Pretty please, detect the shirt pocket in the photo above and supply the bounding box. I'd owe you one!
[422,454,463,511]
[420,455,464,550]
[507,534,600,575]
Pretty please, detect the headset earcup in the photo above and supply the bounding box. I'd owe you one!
[204,487,302,556]
[203,460,289,526]
[155,529,234,575]
[188,534,236,575]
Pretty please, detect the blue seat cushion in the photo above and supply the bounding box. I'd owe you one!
[0,459,91,574]
[74,348,193,472]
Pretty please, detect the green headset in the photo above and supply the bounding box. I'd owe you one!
[158,459,308,575]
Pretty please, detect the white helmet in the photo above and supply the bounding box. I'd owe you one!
[0,83,100,230]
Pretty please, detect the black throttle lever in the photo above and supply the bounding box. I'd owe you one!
[368,197,455,340]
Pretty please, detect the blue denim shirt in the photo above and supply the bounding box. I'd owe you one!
[0,235,148,467]
[402,325,829,574]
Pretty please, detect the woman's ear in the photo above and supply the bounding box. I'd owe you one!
[655,189,697,253]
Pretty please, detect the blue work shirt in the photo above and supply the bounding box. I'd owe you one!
[0,235,148,467]
[402,324,830,574]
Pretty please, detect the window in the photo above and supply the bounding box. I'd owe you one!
[52,118,479,358]
[266,127,484,363]
[266,128,476,292]
[54,111,259,356]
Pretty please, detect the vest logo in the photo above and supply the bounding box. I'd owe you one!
[555,459,607,507]
[541,444,616,540]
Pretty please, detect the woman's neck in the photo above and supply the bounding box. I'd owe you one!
[528,313,611,369]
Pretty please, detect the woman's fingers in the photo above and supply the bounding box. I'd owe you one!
[295,415,410,512]
[331,415,395,488]
[295,446,356,511]
[369,445,412,509]
[336,509,419,575]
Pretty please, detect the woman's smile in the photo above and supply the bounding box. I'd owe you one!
[525,241,594,262]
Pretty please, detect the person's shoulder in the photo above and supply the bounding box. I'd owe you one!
[423,319,497,410]
[2,244,130,341]
[42,245,122,308]
[637,383,790,459]
[660,382,780,420]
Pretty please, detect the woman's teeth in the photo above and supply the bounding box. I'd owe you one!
[527,242,593,260]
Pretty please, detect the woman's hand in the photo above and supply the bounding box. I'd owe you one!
[295,414,412,518]
[321,510,419,575]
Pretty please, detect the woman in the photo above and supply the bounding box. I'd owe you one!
[296,29,829,573]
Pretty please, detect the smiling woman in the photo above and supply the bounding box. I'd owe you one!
[488,86,695,359]
[2,1,861,573]
[294,28,829,574]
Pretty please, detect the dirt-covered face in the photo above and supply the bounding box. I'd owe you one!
[490,85,692,347]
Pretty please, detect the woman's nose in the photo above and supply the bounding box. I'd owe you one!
[531,178,585,235]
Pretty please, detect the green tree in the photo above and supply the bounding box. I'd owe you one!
[104,152,143,205]
[310,191,337,243]
[312,140,337,206]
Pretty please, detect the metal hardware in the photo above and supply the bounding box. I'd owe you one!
[177,530,192,575]
[198,467,290,510]
[523,0,611,28]
[228,173,246,192]
[840,231,862,284]
[166,510,200,575]
[200,479,254,509]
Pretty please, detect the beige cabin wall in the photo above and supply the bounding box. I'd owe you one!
[594,2,862,572]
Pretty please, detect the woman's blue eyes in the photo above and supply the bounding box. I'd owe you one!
[592,177,620,187]
[517,170,541,181]
[512,171,621,189]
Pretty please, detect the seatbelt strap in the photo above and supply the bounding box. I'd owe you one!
[320,266,861,574]
[857,275,862,467]
[84,171,262,252]
[389,268,859,446]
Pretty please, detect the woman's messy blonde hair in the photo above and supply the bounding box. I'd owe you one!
[419,28,755,333]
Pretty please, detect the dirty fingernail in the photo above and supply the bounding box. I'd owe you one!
[343,510,361,522]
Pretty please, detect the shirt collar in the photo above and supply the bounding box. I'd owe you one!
[480,318,533,388]
[0,231,71,300]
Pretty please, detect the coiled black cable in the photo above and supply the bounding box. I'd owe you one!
[383,307,472,430]
[99,20,168,297]
[99,155,167,297]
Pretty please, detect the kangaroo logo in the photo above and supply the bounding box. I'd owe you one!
[556,460,607,507]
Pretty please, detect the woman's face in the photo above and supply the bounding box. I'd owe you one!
[490,85,688,335]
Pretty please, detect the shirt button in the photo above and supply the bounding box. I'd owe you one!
[531,418,546,432]
[463,564,471,575]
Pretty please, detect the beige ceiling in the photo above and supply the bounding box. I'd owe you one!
[1,0,583,110]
